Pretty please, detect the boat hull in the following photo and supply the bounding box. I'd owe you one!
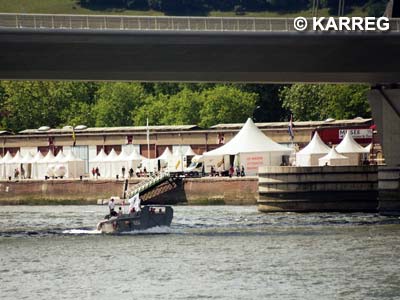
[97,205,173,234]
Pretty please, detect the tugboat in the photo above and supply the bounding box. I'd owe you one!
[96,194,173,234]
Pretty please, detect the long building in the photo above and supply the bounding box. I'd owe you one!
[0,118,376,172]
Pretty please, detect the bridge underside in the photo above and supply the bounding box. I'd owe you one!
[0,29,400,83]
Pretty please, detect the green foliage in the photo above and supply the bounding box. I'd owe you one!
[279,84,370,121]
[237,84,289,122]
[132,94,169,125]
[199,85,257,128]
[162,88,202,125]
[0,81,372,133]
[93,82,146,127]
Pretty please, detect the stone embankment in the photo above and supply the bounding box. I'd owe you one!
[0,177,259,205]
[258,166,378,212]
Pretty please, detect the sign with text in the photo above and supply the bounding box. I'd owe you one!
[339,129,372,139]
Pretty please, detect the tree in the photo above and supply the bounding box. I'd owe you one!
[237,84,289,122]
[199,85,257,127]
[93,83,146,127]
[279,83,371,121]
[162,88,202,124]
[132,94,169,125]
[0,81,72,132]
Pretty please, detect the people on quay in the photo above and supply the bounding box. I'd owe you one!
[92,167,96,178]
[229,165,234,178]
[95,167,100,179]
[210,166,215,176]
[236,166,240,177]
[241,166,245,177]
[121,166,126,178]
[129,168,134,178]
[217,164,223,176]
[21,166,25,179]
[14,168,19,179]
[135,167,141,177]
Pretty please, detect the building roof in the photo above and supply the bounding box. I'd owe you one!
[210,118,373,130]
[18,125,199,135]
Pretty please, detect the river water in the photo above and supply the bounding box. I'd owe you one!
[0,205,400,300]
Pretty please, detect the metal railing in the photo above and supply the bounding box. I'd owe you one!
[0,13,399,32]
[128,172,170,198]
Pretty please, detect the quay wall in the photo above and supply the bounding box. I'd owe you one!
[258,165,378,212]
[0,177,259,205]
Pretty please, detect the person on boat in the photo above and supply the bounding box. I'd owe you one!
[108,198,116,216]
[118,207,123,216]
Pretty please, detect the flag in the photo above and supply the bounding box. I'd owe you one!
[128,193,141,212]
[175,160,181,170]
[288,114,294,140]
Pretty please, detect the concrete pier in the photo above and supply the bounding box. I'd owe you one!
[368,87,400,214]
[258,166,378,212]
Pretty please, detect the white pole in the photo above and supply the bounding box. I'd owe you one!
[146,118,150,173]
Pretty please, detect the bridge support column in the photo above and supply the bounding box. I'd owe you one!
[368,86,400,215]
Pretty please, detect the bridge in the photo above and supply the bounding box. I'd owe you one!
[0,12,399,214]
[0,13,400,83]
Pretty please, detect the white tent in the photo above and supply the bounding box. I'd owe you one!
[318,147,351,166]
[0,151,13,178]
[143,147,172,172]
[90,148,108,178]
[336,131,370,165]
[103,149,119,178]
[31,151,44,179]
[184,146,197,157]
[159,147,173,160]
[6,151,23,179]
[60,151,85,178]
[54,150,66,163]
[203,118,292,175]
[126,148,143,171]
[37,150,56,178]
[20,152,34,178]
[364,143,372,153]
[296,132,331,166]
[184,147,198,169]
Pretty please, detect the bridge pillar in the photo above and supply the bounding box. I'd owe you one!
[368,86,400,215]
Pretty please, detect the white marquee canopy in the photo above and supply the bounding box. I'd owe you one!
[203,118,292,174]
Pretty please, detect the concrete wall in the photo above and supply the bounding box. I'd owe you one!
[0,177,259,205]
[258,165,378,212]
[377,166,400,215]
[368,88,400,214]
